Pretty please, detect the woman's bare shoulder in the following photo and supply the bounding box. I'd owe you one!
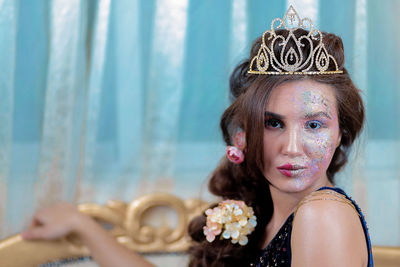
[290,190,367,267]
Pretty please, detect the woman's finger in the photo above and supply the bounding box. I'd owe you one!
[21,226,47,240]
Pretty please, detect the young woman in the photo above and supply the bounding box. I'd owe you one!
[22,6,373,267]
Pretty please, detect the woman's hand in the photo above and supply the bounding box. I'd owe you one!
[21,203,89,241]
[21,203,155,267]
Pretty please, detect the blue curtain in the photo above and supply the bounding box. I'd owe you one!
[0,0,399,246]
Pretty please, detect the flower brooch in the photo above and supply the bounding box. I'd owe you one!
[203,200,257,246]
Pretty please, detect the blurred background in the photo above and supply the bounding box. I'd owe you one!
[0,0,399,247]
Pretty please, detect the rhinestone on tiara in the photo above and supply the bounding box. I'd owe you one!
[248,5,343,75]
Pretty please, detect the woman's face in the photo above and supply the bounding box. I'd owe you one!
[262,79,341,193]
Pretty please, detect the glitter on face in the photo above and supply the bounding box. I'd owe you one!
[263,79,341,193]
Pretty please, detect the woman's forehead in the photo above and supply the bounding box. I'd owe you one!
[265,80,337,117]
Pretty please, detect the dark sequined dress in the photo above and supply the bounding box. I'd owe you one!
[251,187,374,267]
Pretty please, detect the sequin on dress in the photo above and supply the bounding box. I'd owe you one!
[251,187,374,267]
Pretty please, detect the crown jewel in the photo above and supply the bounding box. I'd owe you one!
[248,6,343,75]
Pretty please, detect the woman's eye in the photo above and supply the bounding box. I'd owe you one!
[265,119,283,129]
[306,120,322,130]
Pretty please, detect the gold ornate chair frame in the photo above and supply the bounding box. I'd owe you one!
[0,193,398,267]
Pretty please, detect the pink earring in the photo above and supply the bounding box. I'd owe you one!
[227,146,245,164]
[226,131,246,164]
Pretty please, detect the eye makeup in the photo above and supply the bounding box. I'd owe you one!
[264,114,328,131]
[304,111,331,120]
[305,120,325,130]
[264,117,284,129]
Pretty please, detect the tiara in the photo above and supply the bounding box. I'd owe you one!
[248,5,343,75]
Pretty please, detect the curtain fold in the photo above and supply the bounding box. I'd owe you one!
[112,0,143,200]
[139,0,189,194]
[78,0,111,203]
[0,0,17,236]
[36,0,87,207]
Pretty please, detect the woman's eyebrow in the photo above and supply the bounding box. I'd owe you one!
[264,111,285,119]
[304,111,332,120]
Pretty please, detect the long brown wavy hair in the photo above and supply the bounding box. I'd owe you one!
[188,29,365,267]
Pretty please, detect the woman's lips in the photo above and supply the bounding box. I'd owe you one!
[277,163,306,177]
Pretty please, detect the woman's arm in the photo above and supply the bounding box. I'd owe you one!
[21,203,154,267]
[290,194,368,267]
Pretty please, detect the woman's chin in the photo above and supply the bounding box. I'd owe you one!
[266,176,318,194]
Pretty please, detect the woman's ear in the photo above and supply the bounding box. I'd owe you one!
[234,131,246,150]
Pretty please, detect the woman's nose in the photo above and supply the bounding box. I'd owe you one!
[281,126,302,157]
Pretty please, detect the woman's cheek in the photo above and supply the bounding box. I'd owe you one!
[302,131,336,174]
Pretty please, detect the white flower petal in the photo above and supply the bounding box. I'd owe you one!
[239,236,248,246]
[222,231,231,239]
[232,230,239,239]
[206,235,216,243]
[234,208,243,216]
[239,219,247,226]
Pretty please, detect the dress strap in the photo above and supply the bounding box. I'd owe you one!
[294,189,360,217]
